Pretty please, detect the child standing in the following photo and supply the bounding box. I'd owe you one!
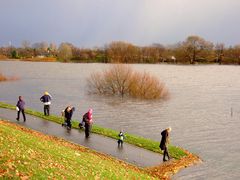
[117,131,125,147]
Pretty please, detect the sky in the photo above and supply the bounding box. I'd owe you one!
[0,0,240,48]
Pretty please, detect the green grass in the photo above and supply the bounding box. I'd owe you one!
[0,121,155,179]
[0,101,187,159]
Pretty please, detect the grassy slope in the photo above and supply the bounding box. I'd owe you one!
[0,102,186,159]
[0,120,156,179]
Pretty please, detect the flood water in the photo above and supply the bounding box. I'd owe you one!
[0,61,240,179]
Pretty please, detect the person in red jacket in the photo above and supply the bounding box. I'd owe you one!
[82,109,93,138]
[159,127,171,162]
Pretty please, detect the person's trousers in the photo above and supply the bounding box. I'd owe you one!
[85,124,92,137]
[66,119,71,128]
[163,146,170,161]
[17,109,26,121]
[44,105,50,116]
[118,139,123,146]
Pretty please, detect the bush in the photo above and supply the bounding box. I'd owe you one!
[0,72,7,81]
[87,64,169,100]
[0,72,19,82]
[0,54,8,60]
[129,71,168,99]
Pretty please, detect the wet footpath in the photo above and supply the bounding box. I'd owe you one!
[0,108,163,167]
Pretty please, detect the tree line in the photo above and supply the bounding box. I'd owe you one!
[1,35,240,64]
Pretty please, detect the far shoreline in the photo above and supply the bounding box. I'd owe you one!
[0,58,235,66]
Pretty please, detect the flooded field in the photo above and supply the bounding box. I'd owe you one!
[1,61,240,179]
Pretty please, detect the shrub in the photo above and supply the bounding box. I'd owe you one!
[87,64,169,100]
[0,72,7,81]
[129,71,168,99]
[0,54,8,60]
[0,72,19,82]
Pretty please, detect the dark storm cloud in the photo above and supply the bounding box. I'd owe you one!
[0,0,240,47]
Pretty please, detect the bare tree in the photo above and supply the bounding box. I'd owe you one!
[181,35,214,64]
[106,41,138,63]
[58,43,73,62]
[233,45,240,64]
[21,40,31,49]
[215,43,225,64]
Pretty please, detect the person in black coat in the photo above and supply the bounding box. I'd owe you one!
[159,127,172,161]
[16,96,26,122]
[62,106,75,129]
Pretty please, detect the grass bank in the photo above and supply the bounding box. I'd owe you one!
[0,120,156,179]
[0,102,186,159]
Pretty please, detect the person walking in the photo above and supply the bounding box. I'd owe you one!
[16,96,26,122]
[40,91,52,116]
[82,109,93,138]
[62,106,75,130]
[159,127,171,162]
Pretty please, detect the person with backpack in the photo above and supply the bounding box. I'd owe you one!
[62,106,75,130]
[82,109,93,138]
[40,91,52,116]
[16,96,26,122]
[159,127,171,162]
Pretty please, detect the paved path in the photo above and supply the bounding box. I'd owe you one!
[0,108,163,167]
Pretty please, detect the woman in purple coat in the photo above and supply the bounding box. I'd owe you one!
[16,96,26,122]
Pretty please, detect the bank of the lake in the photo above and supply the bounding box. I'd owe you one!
[0,120,155,179]
[0,117,200,179]
[0,102,197,160]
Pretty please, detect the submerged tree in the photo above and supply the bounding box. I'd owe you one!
[87,64,169,100]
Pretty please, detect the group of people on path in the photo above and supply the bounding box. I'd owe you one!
[16,92,172,162]
[16,92,94,138]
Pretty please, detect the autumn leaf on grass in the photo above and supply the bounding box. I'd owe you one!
[75,152,81,157]
[20,176,29,180]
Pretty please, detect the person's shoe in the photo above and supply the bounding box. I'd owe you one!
[163,159,167,162]
[16,118,19,121]
[24,119,26,122]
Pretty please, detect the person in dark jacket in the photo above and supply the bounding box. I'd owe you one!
[82,109,93,138]
[16,96,26,122]
[40,92,52,116]
[62,106,75,130]
[159,127,171,162]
